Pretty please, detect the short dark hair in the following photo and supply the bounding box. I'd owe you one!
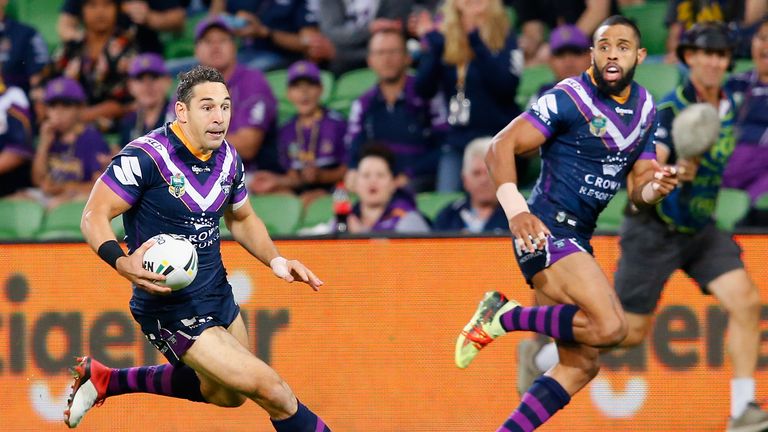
[176,65,226,106]
[596,15,642,45]
[368,28,407,52]
[359,144,398,176]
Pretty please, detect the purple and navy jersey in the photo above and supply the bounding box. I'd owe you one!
[725,70,768,147]
[278,108,347,171]
[523,71,657,241]
[101,123,248,304]
[48,126,110,182]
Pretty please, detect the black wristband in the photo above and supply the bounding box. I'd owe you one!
[98,240,126,269]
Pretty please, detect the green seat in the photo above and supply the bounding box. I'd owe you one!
[161,13,205,60]
[416,192,465,221]
[15,0,64,52]
[622,3,668,55]
[329,68,377,111]
[326,98,353,117]
[265,68,335,103]
[250,194,302,235]
[0,199,45,239]
[634,63,679,101]
[515,65,555,109]
[37,200,87,240]
[754,192,768,210]
[715,188,750,231]
[301,194,334,229]
[596,189,627,232]
[733,59,754,74]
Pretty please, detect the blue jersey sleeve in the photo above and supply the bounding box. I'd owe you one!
[521,88,572,139]
[653,99,676,158]
[100,145,158,205]
[638,108,658,162]
[230,156,248,209]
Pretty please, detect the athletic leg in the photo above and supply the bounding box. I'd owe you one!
[182,315,330,431]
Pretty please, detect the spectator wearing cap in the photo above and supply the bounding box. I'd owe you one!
[26,77,111,208]
[511,0,618,65]
[119,53,172,145]
[58,0,185,54]
[208,0,335,71]
[41,0,137,132]
[249,60,347,204]
[0,77,35,197]
[0,0,49,96]
[346,29,446,194]
[432,137,508,233]
[168,16,281,173]
[723,19,768,219]
[533,24,591,100]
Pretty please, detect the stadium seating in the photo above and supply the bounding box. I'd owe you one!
[37,200,87,240]
[515,64,554,109]
[300,194,334,229]
[733,59,755,74]
[715,188,750,231]
[265,68,335,104]
[634,63,680,101]
[14,0,63,52]
[0,199,45,240]
[595,189,627,232]
[621,2,668,56]
[328,68,378,116]
[754,192,768,211]
[416,191,465,221]
[161,13,205,60]
[249,194,303,235]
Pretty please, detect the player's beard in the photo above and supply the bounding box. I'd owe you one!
[593,58,637,96]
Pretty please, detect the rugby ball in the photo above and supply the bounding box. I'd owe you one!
[142,234,198,290]
[672,103,720,159]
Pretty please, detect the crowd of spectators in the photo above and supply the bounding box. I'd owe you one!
[1,0,768,235]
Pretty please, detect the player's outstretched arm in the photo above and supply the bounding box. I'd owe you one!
[487,115,551,253]
[81,179,170,295]
[224,203,323,291]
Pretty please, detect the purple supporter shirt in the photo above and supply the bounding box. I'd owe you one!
[48,125,110,183]
[278,109,347,171]
[226,64,277,133]
[346,189,430,233]
[166,64,279,171]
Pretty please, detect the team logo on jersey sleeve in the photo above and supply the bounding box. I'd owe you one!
[169,173,186,198]
[219,173,232,195]
[589,116,607,137]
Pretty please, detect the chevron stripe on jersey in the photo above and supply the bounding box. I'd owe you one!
[130,135,236,212]
[556,77,655,151]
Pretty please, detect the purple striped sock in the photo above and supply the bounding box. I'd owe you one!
[497,376,571,432]
[271,401,331,432]
[105,363,206,402]
[499,304,579,342]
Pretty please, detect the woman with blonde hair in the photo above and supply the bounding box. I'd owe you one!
[415,0,523,192]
